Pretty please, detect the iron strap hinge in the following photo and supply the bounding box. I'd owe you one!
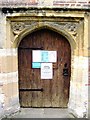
[19,47,43,50]
[19,88,43,92]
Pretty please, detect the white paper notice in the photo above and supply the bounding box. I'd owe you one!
[32,50,57,63]
[32,50,41,62]
[48,51,57,62]
[41,63,53,79]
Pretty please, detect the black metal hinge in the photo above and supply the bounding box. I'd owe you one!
[19,47,43,50]
[19,88,44,92]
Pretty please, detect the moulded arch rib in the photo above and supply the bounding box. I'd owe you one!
[13,22,76,50]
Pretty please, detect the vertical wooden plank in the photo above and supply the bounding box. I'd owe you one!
[42,79,51,107]
[31,69,39,107]
[42,30,54,107]
[37,69,43,107]
[50,33,60,107]
[51,70,56,107]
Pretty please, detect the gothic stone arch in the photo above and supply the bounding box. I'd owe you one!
[5,11,87,117]
[15,21,76,107]
[12,22,76,50]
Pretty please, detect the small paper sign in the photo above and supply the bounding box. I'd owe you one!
[48,51,57,62]
[41,63,53,79]
[32,62,41,68]
[32,50,41,62]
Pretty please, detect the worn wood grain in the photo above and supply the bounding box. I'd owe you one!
[18,29,71,108]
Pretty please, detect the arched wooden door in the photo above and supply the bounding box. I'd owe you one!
[18,29,71,108]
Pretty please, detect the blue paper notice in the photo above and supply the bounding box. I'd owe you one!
[32,62,41,68]
[41,51,49,62]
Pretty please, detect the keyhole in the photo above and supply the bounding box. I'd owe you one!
[64,63,67,68]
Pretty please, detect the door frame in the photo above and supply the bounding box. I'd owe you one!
[18,28,72,107]
[15,22,76,106]
[5,10,88,117]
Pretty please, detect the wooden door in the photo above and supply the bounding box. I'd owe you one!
[18,29,71,108]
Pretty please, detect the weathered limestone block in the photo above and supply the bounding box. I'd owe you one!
[68,56,88,118]
[0,71,20,118]
[0,12,6,49]
[0,48,19,118]
[0,49,17,73]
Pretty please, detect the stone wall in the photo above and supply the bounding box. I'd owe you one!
[88,12,90,118]
[0,0,89,9]
[0,11,6,117]
[0,11,20,118]
[0,8,89,119]
[0,48,20,118]
[68,13,88,118]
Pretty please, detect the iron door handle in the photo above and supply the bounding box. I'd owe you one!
[63,63,68,76]
[63,68,68,76]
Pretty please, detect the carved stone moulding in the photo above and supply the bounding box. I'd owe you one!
[11,22,25,34]
[64,22,79,37]
[11,21,79,39]
[64,23,78,32]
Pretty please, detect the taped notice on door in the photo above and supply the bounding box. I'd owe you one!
[32,50,57,63]
[41,63,53,79]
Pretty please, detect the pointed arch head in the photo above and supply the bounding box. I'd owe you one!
[13,22,76,50]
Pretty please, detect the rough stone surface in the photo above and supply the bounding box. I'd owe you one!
[0,0,89,9]
[0,7,89,119]
[0,12,6,48]
[6,108,75,118]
